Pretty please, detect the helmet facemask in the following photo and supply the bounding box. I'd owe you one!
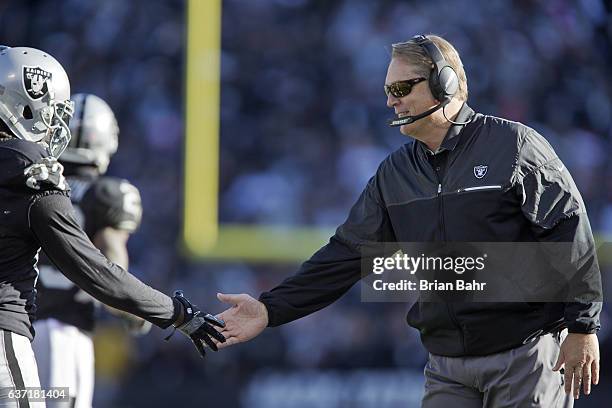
[41,94,75,157]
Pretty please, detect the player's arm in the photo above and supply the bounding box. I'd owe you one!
[28,191,225,356]
[94,227,152,335]
[93,227,130,269]
[84,178,152,333]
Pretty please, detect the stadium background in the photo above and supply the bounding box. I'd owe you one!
[1,0,611,406]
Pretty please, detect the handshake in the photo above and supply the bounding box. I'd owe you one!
[170,291,268,358]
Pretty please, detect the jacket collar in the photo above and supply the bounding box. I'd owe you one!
[420,103,475,155]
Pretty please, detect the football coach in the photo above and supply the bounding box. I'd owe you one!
[216,34,602,407]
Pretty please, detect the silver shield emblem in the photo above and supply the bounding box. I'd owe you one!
[473,165,488,179]
[23,66,52,100]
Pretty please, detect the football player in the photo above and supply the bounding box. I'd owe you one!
[33,93,152,408]
[0,46,224,407]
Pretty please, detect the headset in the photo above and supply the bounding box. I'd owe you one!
[414,35,458,103]
[389,35,468,127]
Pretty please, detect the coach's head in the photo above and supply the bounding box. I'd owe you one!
[386,34,468,147]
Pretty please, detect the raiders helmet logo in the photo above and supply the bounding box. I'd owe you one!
[473,165,488,179]
[23,66,52,100]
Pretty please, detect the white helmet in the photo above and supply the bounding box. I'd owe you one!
[0,46,74,157]
[61,93,119,174]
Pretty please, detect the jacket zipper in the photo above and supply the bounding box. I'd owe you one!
[437,181,463,351]
[437,178,465,351]
[436,183,446,241]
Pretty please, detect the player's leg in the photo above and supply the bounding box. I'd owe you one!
[0,329,45,407]
[73,329,94,408]
[32,319,77,408]
[32,320,52,392]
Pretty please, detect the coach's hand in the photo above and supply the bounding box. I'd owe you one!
[553,333,599,399]
[172,290,226,357]
[215,293,268,349]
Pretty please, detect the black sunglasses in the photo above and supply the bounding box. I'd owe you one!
[384,77,427,98]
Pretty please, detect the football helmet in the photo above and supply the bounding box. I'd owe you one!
[61,93,119,174]
[0,46,74,157]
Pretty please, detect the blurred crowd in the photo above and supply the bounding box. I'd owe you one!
[1,0,611,406]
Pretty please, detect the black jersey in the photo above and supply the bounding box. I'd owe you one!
[0,139,58,339]
[0,138,177,340]
[36,176,143,332]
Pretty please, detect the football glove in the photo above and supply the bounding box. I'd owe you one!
[170,290,226,357]
[24,156,68,191]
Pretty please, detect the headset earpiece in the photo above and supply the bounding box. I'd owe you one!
[412,35,458,102]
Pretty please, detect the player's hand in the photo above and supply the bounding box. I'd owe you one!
[553,332,599,399]
[215,293,268,349]
[24,157,68,191]
[171,290,226,357]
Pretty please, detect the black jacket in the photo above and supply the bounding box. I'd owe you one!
[259,104,601,357]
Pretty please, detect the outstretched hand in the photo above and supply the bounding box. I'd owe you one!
[215,293,268,349]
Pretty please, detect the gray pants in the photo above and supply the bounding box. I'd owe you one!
[422,331,573,408]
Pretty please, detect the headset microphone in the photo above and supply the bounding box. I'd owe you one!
[388,99,449,127]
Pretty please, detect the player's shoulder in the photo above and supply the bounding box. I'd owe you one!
[82,176,142,232]
[0,138,50,167]
[0,139,55,188]
[0,138,49,159]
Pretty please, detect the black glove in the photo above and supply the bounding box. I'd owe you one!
[170,290,226,357]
